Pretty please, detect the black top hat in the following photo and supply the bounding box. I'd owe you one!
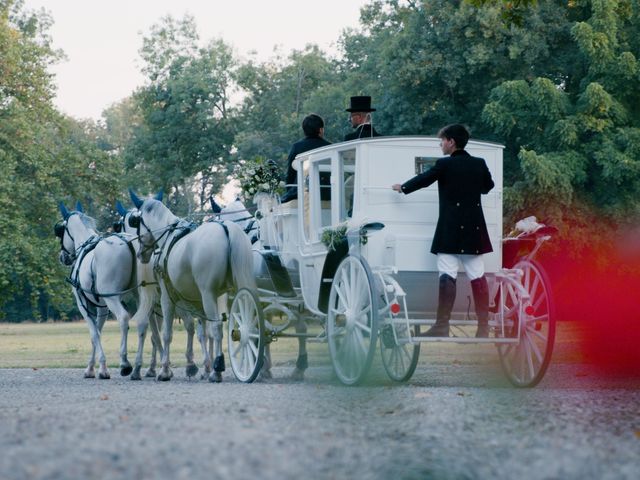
[346,95,376,112]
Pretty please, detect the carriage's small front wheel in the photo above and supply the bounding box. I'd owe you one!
[327,255,379,385]
[497,259,556,387]
[380,322,420,382]
[228,288,265,383]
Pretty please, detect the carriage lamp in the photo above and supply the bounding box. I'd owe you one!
[390,302,401,315]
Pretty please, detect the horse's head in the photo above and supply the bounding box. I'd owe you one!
[128,189,175,264]
[55,201,95,266]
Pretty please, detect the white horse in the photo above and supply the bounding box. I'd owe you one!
[117,199,217,380]
[211,196,259,244]
[55,202,136,379]
[129,191,256,382]
[114,199,164,380]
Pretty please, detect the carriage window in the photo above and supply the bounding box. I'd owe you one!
[339,149,356,221]
[317,158,332,230]
[301,158,332,242]
[415,157,438,174]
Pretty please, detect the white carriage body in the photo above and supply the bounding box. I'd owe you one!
[263,136,504,316]
[240,136,554,387]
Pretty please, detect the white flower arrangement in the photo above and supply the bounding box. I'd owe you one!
[233,158,285,199]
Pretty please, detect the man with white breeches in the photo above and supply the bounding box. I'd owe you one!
[392,124,495,337]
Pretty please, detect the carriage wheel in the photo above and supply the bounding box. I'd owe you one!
[327,255,379,385]
[498,259,556,387]
[380,322,420,382]
[228,288,265,383]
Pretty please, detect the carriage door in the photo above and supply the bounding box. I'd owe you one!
[298,156,333,314]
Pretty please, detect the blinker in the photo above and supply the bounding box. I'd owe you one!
[113,221,123,233]
[128,213,141,229]
[54,222,66,238]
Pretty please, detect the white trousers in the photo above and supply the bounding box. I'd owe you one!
[437,253,485,281]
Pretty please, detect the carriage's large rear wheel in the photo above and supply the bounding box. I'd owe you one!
[327,255,379,385]
[228,288,265,383]
[498,260,556,387]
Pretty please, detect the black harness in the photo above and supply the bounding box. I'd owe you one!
[64,233,138,314]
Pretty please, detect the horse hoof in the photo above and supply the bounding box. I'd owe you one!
[185,364,199,378]
[157,373,171,382]
[208,372,222,383]
[145,368,156,378]
[98,372,111,380]
[120,364,133,377]
[131,367,142,381]
[290,368,305,381]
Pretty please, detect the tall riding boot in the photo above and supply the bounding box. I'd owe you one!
[422,274,456,337]
[471,276,490,338]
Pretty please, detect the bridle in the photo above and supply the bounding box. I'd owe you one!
[54,213,80,265]
[127,210,178,261]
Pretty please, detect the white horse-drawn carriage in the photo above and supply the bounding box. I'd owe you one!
[228,136,556,387]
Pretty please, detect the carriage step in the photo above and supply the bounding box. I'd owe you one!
[261,251,296,297]
[405,336,519,344]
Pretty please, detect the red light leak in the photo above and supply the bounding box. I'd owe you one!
[542,233,640,375]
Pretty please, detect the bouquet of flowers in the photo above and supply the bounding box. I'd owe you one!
[233,158,285,199]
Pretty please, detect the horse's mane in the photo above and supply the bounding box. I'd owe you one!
[77,212,97,231]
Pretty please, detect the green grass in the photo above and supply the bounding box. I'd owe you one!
[0,320,326,369]
[0,320,586,369]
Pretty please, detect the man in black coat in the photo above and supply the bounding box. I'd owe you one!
[281,114,331,203]
[344,96,382,141]
[392,124,495,337]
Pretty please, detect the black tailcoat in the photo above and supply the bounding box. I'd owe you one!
[400,150,494,255]
[344,124,381,141]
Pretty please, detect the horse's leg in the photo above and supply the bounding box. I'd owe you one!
[258,343,272,380]
[146,308,163,377]
[157,286,175,381]
[290,318,308,381]
[202,296,223,383]
[183,314,199,378]
[131,292,153,380]
[197,319,212,380]
[105,298,132,377]
[94,306,111,379]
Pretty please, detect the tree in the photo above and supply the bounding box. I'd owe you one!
[234,45,340,167]
[482,0,640,244]
[124,15,237,214]
[1,0,124,320]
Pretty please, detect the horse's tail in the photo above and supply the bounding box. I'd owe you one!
[224,221,257,293]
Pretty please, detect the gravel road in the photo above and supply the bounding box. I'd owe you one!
[1,359,639,480]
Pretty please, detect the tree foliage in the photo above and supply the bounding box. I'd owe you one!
[0,0,124,320]
[482,0,640,240]
[3,0,640,321]
[122,15,237,214]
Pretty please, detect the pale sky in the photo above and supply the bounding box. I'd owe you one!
[23,0,370,120]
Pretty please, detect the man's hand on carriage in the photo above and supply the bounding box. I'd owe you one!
[391,183,403,193]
